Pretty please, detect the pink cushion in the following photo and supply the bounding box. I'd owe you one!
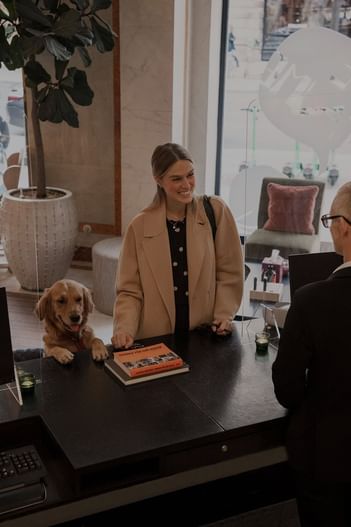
[263,183,319,234]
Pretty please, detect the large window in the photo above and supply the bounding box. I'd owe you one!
[218,0,351,318]
[0,67,27,194]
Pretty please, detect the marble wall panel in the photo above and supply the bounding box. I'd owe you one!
[119,0,174,231]
[121,150,157,228]
[120,0,173,28]
[46,164,114,226]
[187,0,211,194]
[122,109,171,148]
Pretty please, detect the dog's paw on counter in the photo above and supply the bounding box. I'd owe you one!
[35,279,109,365]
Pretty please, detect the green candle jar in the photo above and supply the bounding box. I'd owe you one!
[18,371,36,395]
[255,331,270,355]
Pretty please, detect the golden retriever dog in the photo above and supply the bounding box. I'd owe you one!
[35,279,109,364]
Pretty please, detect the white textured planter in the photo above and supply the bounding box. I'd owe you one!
[0,187,78,291]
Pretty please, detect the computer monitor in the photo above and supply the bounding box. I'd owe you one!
[289,251,343,300]
[0,287,15,385]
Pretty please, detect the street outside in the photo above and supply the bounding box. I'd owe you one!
[220,63,349,246]
[0,68,27,190]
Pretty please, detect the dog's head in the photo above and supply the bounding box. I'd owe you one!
[35,279,94,335]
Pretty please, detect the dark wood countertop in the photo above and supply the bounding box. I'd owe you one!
[0,327,287,522]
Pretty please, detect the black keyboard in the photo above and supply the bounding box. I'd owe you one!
[0,445,47,493]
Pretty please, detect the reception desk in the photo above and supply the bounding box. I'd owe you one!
[0,325,287,526]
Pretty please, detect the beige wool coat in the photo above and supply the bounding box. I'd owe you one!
[113,195,243,339]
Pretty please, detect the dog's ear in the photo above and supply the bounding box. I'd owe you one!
[83,286,94,314]
[35,288,51,320]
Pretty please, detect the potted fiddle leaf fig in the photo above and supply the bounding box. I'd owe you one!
[0,0,115,290]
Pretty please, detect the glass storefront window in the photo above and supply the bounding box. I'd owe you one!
[0,67,27,195]
[218,0,351,320]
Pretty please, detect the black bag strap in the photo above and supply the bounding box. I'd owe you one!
[203,195,250,281]
[203,195,216,240]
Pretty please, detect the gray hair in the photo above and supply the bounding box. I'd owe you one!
[332,182,351,219]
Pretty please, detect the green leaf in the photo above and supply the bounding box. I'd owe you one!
[60,76,74,89]
[21,36,45,58]
[77,46,91,67]
[39,87,78,125]
[0,30,23,69]
[61,67,94,106]
[91,16,114,53]
[92,0,112,11]
[23,27,50,37]
[24,60,51,86]
[43,0,59,10]
[0,1,9,17]
[56,88,79,127]
[0,0,17,19]
[53,9,82,39]
[56,3,69,16]
[45,36,72,61]
[54,58,68,81]
[15,0,52,28]
[71,0,89,9]
[38,87,63,123]
[0,25,7,50]
[73,26,94,47]
[37,86,49,103]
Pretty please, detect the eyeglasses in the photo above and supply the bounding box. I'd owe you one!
[321,214,351,228]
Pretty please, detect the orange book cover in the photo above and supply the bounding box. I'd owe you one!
[113,343,184,378]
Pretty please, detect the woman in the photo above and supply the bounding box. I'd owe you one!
[112,143,243,348]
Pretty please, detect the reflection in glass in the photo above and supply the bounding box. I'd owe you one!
[0,68,27,196]
[219,1,351,320]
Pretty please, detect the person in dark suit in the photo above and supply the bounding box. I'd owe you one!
[272,182,351,527]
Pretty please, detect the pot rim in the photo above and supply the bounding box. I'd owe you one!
[3,187,73,203]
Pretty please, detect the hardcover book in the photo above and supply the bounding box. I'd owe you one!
[104,343,189,385]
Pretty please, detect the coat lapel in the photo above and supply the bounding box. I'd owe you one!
[187,198,209,302]
[141,197,210,323]
[142,203,175,326]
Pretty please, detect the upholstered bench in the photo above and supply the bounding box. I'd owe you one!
[92,237,123,316]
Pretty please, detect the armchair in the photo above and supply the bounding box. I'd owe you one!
[244,177,325,261]
[3,165,20,190]
[6,152,21,167]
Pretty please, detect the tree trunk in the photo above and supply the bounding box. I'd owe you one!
[31,85,46,199]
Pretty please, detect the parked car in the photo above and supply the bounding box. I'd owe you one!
[6,90,24,130]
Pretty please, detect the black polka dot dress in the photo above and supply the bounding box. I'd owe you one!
[166,218,189,333]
